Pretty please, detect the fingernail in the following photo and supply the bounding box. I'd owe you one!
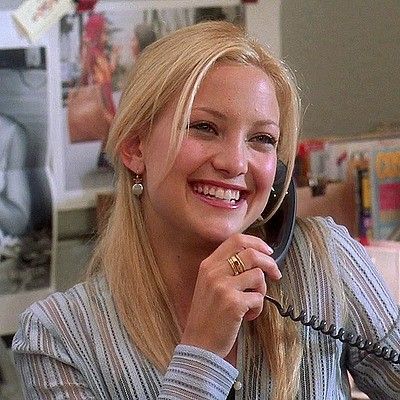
[266,245,274,255]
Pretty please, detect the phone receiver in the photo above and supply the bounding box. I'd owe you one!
[261,160,296,269]
[260,161,400,364]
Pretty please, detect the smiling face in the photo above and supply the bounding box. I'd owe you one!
[124,63,280,247]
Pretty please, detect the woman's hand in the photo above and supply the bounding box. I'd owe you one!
[180,233,281,358]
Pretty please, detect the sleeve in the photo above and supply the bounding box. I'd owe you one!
[12,308,97,400]
[13,297,238,400]
[159,345,238,400]
[327,218,400,399]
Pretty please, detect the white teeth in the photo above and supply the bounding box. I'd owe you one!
[194,184,240,202]
[223,189,232,200]
[215,188,224,199]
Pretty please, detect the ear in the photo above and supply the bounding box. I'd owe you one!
[119,135,145,174]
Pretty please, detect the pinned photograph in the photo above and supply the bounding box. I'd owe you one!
[0,47,54,296]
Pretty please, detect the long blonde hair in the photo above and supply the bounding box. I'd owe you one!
[87,21,302,399]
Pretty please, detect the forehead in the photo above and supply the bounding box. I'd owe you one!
[197,62,275,97]
[192,63,279,120]
[153,63,278,130]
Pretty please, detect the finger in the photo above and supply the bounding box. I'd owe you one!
[240,291,265,321]
[233,267,267,296]
[207,233,274,263]
[236,248,282,280]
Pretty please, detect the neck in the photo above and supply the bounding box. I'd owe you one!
[147,225,218,329]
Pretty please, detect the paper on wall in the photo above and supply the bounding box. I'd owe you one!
[12,0,74,43]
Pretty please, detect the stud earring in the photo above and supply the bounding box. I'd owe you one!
[271,186,277,198]
[132,173,143,197]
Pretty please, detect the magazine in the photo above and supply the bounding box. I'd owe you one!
[369,147,400,240]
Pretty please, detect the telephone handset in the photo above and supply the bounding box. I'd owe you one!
[261,160,297,268]
[260,161,399,364]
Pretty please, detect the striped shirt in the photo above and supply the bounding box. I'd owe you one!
[12,217,400,399]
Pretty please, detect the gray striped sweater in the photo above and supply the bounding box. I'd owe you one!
[12,217,400,399]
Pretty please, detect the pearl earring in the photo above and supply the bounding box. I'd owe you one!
[132,173,143,197]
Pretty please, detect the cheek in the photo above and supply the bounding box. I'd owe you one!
[174,138,208,171]
[145,140,203,194]
[142,136,172,183]
[254,156,277,194]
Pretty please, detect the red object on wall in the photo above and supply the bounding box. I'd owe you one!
[75,0,98,13]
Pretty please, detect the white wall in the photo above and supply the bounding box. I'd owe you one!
[245,0,281,57]
[281,0,400,138]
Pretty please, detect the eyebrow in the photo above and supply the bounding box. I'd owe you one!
[193,106,279,128]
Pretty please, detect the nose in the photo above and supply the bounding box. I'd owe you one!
[211,137,248,177]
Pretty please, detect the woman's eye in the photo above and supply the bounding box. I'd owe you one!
[189,122,217,135]
[249,134,278,147]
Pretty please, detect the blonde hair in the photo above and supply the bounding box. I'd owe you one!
[88,21,302,399]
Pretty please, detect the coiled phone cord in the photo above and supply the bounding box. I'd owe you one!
[264,295,400,364]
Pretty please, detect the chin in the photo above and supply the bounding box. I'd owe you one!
[196,223,245,245]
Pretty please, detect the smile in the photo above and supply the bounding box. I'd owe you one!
[192,183,241,204]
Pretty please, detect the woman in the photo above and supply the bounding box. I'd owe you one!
[13,21,399,399]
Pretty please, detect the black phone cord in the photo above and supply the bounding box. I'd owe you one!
[264,295,400,364]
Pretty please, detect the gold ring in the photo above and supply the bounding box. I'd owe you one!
[227,253,246,276]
